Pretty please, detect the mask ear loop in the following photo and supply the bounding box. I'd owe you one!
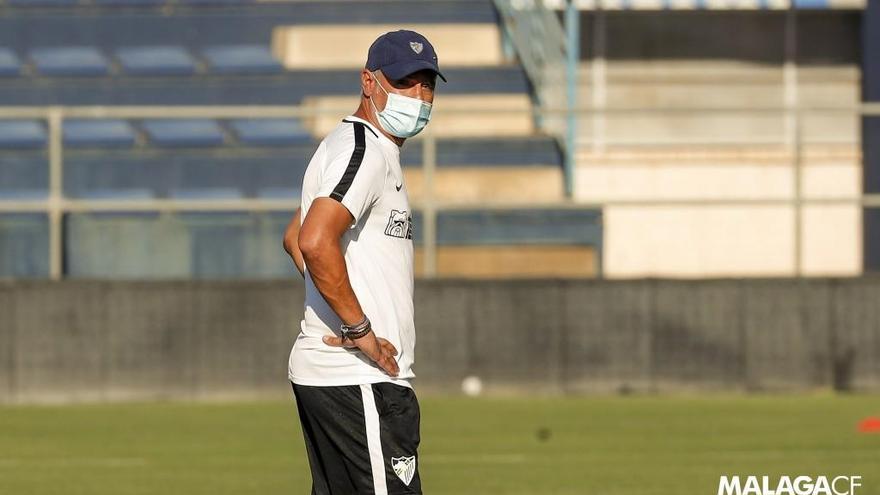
[368,71,388,120]
[370,71,389,97]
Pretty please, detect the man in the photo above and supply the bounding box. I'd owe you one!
[282,30,444,495]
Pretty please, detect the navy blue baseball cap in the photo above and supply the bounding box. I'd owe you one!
[366,30,447,82]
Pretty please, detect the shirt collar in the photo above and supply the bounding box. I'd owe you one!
[344,115,400,152]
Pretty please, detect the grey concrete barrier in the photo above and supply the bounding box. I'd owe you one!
[0,278,879,403]
[832,279,880,391]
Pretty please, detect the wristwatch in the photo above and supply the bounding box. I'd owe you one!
[341,315,372,340]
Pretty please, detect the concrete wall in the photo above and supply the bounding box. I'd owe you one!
[0,278,878,403]
[571,10,863,278]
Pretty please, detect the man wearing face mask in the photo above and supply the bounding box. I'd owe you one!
[281,30,443,495]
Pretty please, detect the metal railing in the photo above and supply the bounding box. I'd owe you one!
[0,103,878,280]
[493,0,579,197]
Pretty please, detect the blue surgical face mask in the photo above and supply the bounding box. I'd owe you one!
[369,72,432,138]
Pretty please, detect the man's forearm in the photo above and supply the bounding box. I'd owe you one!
[301,240,365,326]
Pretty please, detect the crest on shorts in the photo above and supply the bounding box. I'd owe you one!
[391,455,416,486]
[409,41,423,54]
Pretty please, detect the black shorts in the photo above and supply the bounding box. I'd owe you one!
[292,382,422,495]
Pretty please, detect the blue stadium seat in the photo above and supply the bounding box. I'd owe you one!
[115,46,197,76]
[93,0,165,5]
[201,45,281,74]
[793,0,829,6]
[7,0,79,6]
[0,49,22,77]
[0,155,48,198]
[64,153,309,199]
[64,155,164,198]
[141,119,225,147]
[66,210,298,278]
[432,210,603,246]
[402,136,562,167]
[228,119,311,146]
[0,189,47,199]
[257,187,300,199]
[169,188,243,200]
[0,214,49,278]
[0,121,46,148]
[30,47,110,77]
[78,188,155,199]
[177,0,254,5]
[63,120,137,148]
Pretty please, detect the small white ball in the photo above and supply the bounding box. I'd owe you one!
[461,376,483,396]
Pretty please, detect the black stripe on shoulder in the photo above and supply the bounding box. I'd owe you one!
[342,118,378,138]
[329,122,367,202]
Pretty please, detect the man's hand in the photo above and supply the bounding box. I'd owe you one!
[323,332,400,377]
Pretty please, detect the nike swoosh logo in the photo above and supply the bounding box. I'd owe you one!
[396,183,402,191]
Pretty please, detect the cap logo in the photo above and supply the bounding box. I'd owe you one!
[409,41,423,54]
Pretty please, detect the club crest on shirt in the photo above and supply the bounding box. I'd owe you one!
[384,209,413,239]
[391,455,416,486]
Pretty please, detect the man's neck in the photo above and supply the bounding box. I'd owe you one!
[353,101,405,147]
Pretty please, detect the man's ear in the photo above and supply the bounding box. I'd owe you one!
[361,69,373,98]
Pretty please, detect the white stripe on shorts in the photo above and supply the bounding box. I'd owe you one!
[360,384,388,495]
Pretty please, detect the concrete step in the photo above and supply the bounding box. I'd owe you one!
[574,146,860,201]
[576,61,858,108]
[572,62,859,145]
[578,61,859,83]
[300,94,536,138]
[272,23,505,70]
[405,166,565,204]
[414,245,597,278]
[574,112,858,145]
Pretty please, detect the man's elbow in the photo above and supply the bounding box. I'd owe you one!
[282,208,302,256]
[282,231,296,256]
[297,231,326,263]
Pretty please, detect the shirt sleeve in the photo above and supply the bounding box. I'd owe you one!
[315,123,387,228]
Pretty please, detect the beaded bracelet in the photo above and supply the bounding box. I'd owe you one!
[341,315,372,340]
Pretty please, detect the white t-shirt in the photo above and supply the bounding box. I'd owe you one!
[288,116,416,388]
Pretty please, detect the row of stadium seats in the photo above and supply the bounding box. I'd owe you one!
[0,67,529,106]
[0,119,309,148]
[0,118,557,154]
[0,0,494,12]
[4,0,862,8]
[0,136,562,201]
[0,45,280,77]
[0,0,581,279]
[1,0,258,6]
[0,2,496,50]
[0,209,602,278]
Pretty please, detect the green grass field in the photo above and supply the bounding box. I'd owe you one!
[2,395,879,495]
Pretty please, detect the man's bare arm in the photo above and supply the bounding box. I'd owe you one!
[298,198,366,324]
[282,208,305,277]
[298,197,399,376]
